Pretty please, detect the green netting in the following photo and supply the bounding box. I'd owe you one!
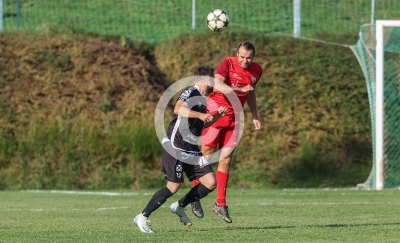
[1,0,400,43]
[352,24,400,189]
[383,30,400,187]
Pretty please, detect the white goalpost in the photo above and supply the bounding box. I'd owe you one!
[375,20,400,190]
[352,20,400,190]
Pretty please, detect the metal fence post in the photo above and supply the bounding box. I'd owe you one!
[17,0,22,28]
[192,0,196,30]
[371,0,375,24]
[293,0,301,37]
[0,0,3,32]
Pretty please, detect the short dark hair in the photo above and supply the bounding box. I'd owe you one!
[194,65,214,77]
[236,42,256,56]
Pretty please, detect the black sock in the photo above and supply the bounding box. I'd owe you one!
[178,184,214,208]
[141,187,173,217]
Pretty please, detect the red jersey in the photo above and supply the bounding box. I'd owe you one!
[207,57,263,115]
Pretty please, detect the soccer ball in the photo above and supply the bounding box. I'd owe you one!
[206,9,230,32]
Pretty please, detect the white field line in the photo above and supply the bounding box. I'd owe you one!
[98,205,166,211]
[4,201,399,212]
[5,208,45,212]
[281,187,400,191]
[4,206,163,212]
[25,190,144,196]
[98,206,129,210]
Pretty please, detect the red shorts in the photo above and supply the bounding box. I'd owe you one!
[201,114,240,148]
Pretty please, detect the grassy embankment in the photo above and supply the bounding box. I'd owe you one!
[0,30,371,189]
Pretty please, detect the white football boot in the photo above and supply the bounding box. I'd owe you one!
[134,213,154,233]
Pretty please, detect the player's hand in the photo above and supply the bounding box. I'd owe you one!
[240,84,254,93]
[218,106,228,116]
[199,113,213,122]
[253,118,261,130]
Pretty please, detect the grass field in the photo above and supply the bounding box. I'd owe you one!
[1,188,400,242]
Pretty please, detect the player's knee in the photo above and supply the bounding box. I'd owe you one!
[219,158,232,166]
[199,173,216,190]
[202,180,216,190]
[166,182,180,194]
[208,183,216,190]
[202,146,216,155]
[170,188,179,194]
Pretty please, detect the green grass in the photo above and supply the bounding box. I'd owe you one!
[3,0,400,42]
[1,188,400,242]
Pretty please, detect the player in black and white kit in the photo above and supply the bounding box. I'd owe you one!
[134,66,228,233]
[162,84,213,182]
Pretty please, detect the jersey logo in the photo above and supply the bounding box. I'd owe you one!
[231,80,240,88]
[252,76,257,83]
[233,73,242,80]
[176,164,183,172]
[185,133,197,142]
[180,89,192,101]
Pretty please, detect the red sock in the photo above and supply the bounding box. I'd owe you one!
[192,178,200,187]
[216,171,229,206]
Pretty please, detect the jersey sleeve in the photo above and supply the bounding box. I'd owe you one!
[215,58,230,80]
[177,88,192,102]
[254,70,263,86]
[252,64,263,87]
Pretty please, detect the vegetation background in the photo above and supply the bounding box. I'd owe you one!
[0,29,371,190]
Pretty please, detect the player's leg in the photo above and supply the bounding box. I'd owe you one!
[176,157,216,209]
[174,171,215,210]
[192,178,200,187]
[212,126,238,223]
[190,147,217,218]
[134,142,182,233]
[169,151,203,226]
[189,126,220,217]
[216,146,235,205]
[170,192,193,226]
[134,181,179,233]
[190,178,203,218]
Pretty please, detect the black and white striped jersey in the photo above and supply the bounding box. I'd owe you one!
[164,85,206,154]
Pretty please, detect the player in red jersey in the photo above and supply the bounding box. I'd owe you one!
[190,42,263,223]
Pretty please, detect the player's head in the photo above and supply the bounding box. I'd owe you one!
[194,65,215,95]
[236,42,255,69]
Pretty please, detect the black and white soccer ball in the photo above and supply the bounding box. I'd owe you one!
[206,9,230,32]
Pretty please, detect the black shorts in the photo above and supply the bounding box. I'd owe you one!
[162,141,213,183]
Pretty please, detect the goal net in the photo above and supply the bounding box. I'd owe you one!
[351,21,400,190]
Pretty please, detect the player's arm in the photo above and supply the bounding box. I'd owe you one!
[203,106,228,128]
[212,74,228,94]
[247,91,261,130]
[174,100,213,122]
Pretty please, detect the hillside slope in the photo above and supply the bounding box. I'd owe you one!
[0,32,371,189]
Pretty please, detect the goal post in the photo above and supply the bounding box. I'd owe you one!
[375,20,400,190]
[351,20,400,190]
